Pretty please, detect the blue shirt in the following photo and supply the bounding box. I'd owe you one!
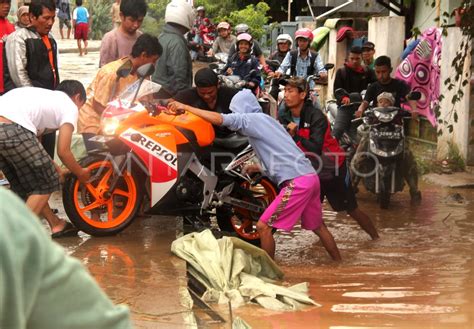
[221,90,315,186]
[277,49,326,89]
[73,6,89,24]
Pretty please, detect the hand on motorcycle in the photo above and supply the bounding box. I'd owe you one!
[341,96,351,105]
[166,100,188,116]
[242,163,262,175]
[226,68,233,75]
[286,122,298,137]
[247,81,256,88]
[77,168,91,184]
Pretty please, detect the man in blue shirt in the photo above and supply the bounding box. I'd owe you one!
[166,89,341,261]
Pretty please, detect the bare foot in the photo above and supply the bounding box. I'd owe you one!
[84,49,88,55]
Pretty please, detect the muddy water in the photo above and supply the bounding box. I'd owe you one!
[54,181,473,328]
[234,182,474,328]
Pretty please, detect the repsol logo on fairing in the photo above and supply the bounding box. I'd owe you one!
[123,129,178,169]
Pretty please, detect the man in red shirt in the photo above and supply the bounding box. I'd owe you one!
[0,0,14,95]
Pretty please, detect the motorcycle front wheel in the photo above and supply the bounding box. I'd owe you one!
[216,178,278,245]
[63,156,143,236]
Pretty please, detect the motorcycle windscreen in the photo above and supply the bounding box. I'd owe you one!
[120,127,178,207]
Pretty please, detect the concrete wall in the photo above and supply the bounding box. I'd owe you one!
[368,16,406,69]
[437,28,473,165]
[413,0,462,32]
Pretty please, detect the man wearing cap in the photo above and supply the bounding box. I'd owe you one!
[166,89,342,261]
[332,45,376,140]
[362,41,376,70]
[279,76,379,240]
[207,21,236,57]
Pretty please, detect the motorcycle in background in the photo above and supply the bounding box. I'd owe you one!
[352,92,421,208]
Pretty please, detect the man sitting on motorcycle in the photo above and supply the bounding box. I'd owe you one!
[166,89,341,261]
[332,46,376,140]
[227,23,269,73]
[356,56,418,118]
[354,90,422,204]
[274,28,328,110]
[222,33,261,94]
[268,34,293,101]
[278,77,379,240]
[207,21,236,57]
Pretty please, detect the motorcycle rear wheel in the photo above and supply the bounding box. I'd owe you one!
[216,178,278,245]
[63,156,143,236]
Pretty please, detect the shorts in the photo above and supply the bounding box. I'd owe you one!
[0,123,60,200]
[260,174,322,231]
[59,17,71,29]
[320,162,358,212]
[75,22,89,40]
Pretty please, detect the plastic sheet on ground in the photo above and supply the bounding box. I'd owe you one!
[171,229,321,311]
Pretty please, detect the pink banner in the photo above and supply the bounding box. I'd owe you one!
[395,28,442,127]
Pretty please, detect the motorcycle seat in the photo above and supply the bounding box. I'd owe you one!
[213,133,248,149]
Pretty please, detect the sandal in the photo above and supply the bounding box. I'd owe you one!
[51,222,79,239]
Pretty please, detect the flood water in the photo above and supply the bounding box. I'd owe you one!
[54,181,474,328]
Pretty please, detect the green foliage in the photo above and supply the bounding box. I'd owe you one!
[225,2,272,40]
[446,141,465,171]
[193,0,238,20]
[140,16,162,36]
[85,0,113,40]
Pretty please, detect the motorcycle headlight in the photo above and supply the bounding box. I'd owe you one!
[101,117,121,136]
[374,110,397,123]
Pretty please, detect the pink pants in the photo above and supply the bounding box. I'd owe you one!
[260,174,322,231]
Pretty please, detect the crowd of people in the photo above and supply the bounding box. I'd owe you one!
[0,0,424,325]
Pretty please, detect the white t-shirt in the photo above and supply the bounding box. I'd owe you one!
[0,87,78,135]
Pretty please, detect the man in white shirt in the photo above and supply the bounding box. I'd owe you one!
[0,80,91,237]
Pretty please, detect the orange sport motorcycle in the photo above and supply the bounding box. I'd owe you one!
[63,64,277,243]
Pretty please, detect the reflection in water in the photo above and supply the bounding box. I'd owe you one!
[54,183,474,328]
[235,183,474,328]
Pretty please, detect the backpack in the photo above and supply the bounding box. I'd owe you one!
[289,49,318,77]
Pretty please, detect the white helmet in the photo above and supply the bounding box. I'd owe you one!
[235,23,249,34]
[217,21,230,30]
[196,6,205,12]
[276,33,293,46]
[165,0,195,31]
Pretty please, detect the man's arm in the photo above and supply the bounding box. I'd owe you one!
[275,52,291,77]
[314,53,327,77]
[167,100,224,126]
[99,33,117,68]
[56,123,90,183]
[6,33,32,87]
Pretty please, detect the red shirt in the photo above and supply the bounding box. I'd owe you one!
[0,18,15,93]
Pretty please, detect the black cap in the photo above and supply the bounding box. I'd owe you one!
[350,46,362,54]
[194,68,219,88]
[279,76,308,92]
[362,41,375,51]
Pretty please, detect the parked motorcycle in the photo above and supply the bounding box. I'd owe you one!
[352,92,421,208]
[62,64,277,244]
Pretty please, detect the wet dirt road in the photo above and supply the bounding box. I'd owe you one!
[53,180,474,328]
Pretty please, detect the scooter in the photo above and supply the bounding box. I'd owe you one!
[62,64,278,244]
[352,92,421,208]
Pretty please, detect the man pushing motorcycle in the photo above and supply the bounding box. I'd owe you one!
[166,89,341,261]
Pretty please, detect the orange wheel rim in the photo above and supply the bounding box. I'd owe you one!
[73,161,137,229]
[232,179,277,240]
